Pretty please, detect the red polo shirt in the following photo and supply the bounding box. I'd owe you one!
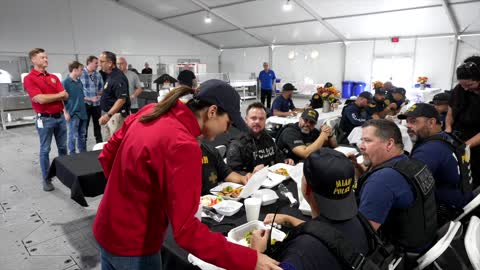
[93,102,257,270]
[24,69,64,114]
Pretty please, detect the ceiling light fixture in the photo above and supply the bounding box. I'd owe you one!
[204,13,212,24]
[283,0,292,11]
[288,50,295,60]
[310,50,319,59]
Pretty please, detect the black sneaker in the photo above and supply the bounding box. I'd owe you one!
[43,181,54,192]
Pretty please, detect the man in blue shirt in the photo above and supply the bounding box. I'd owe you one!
[339,91,372,141]
[384,88,406,114]
[250,148,370,270]
[429,92,450,130]
[398,103,473,224]
[271,83,303,117]
[355,119,437,254]
[63,61,88,154]
[258,62,276,109]
[80,56,104,143]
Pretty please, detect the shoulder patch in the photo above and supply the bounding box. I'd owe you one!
[384,99,391,105]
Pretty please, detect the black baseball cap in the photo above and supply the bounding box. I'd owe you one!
[398,103,440,122]
[392,88,405,95]
[301,109,319,123]
[195,79,247,131]
[177,70,196,88]
[324,82,333,88]
[358,91,373,102]
[282,83,296,92]
[430,92,450,105]
[303,148,357,221]
[375,89,386,96]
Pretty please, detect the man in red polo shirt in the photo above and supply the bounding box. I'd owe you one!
[24,48,69,191]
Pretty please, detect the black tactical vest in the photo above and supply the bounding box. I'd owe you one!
[412,133,473,195]
[357,158,437,251]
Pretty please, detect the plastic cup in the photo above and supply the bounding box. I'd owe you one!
[244,197,262,222]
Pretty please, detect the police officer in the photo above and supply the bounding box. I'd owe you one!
[339,91,372,140]
[271,83,303,117]
[355,119,437,255]
[430,92,450,130]
[276,109,337,163]
[384,88,406,114]
[250,148,370,270]
[310,82,333,109]
[201,143,249,195]
[227,102,294,174]
[446,56,480,188]
[98,51,130,140]
[399,103,473,225]
[366,89,390,119]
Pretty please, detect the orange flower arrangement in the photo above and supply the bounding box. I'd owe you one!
[372,81,383,90]
[317,86,340,103]
[417,76,428,84]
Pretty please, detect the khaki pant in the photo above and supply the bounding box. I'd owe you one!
[102,113,124,141]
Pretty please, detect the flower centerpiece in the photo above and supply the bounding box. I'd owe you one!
[417,76,428,90]
[372,81,383,90]
[316,85,340,112]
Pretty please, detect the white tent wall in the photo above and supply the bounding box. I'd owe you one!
[0,0,219,75]
[220,47,269,75]
[456,36,480,67]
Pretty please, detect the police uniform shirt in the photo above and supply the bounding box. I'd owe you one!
[201,144,232,195]
[276,216,369,270]
[366,99,386,115]
[310,93,323,109]
[272,95,296,113]
[100,68,130,113]
[276,124,320,163]
[411,132,473,208]
[339,104,371,135]
[384,95,403,109]
[227,130,286,173]
[359,155,414,226]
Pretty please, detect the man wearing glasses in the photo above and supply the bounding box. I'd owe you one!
[446,56,480,188]
[80,56,104,143]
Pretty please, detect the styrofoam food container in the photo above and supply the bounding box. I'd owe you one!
[227,220,287,247]
[213,200,243,216]
[253,189,279,206]
[210,182,244,201]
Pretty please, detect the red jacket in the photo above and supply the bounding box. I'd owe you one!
[93,101,257,270]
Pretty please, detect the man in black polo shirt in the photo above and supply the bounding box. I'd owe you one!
[250,148,370,270]
[276,109,337,163]
[447,55,480,188]
[98,51,130,140]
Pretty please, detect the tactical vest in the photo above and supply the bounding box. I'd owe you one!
[265,214,398,270]
[412,133,473,195]
[357,158,437,251]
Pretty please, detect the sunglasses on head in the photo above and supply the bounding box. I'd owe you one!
[458,61,480,77]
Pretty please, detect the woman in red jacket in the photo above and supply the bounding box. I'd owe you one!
[93,79,280,270]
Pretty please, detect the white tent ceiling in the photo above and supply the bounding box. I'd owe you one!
[117,0,480,49]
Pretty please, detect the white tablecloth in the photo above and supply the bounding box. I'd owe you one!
[266,108,342,129]
[347,124,413,153]
[405,88,442,103]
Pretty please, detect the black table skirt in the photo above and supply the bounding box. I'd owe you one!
[47,150,106,206]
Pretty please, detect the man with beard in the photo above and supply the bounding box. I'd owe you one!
[399,103,473,225]
[338,91,372,143]
[446,56,480,188]
[271,83,303,117]
[352,119,437,256]
[227,102,294,174]
[276,109,337,163]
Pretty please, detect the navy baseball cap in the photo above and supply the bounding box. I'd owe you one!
[282,83,296,92]
[375,89,386,96]
[303,148,357,221]
[196,79,247,131]
[430,92,450,105]
[392,88,405,95]
[358,91,373,102]
[398,103,440,122]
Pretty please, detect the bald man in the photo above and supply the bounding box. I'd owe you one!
[118,57,143,113]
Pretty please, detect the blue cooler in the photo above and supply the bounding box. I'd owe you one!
[352,81,366,96]
[342,81,355,98]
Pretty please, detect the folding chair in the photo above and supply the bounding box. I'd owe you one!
[465,216,480,270]
[455,193,480,222]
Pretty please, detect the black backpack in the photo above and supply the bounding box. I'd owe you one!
[266,214,399,270]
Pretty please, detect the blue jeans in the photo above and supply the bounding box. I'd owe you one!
[35,116,67,181]
[100,246,162,270]
[67,116,87,154]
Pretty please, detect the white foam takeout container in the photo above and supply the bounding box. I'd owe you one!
[227,220,287,247]
[212,200,243,216]
[209,182,244,201]
[263,163,294,188]
[253,189,279,206]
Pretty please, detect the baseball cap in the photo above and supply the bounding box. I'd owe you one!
[301,109,319,123]
[392,88,405,95]
[398,103,440,122]
[375,89,386,96]
[430,92,450,105]
[358,91,373,102]
[303,148,357,221]
[282,83,296,92]
[177,70,196,88]
[324,82,333,88]
[195,79,247,131]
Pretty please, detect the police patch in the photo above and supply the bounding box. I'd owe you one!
[314,94,319,100]
[384,99,391,105]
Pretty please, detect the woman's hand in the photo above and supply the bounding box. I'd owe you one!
[250,229,269,253]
